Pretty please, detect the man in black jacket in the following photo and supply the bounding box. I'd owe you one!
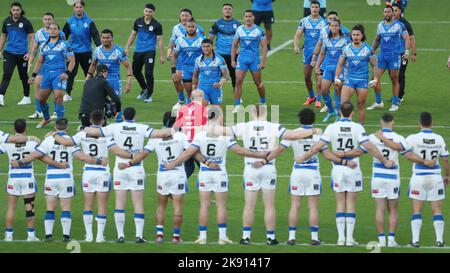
[79,64,121,127]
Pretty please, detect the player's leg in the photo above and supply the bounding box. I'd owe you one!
[174,70,185,104]
[183,81,193,103]
[133,52,148,99]
[196,190,211,243]
[66,53,80,97]
[131,189,145,242]
[4,194,18,241]
[303,64,316,104]
[172,194,184,243]
[375,198,387,246]
[155,193,168,242]
[17,53,31,101]
[250,70,266,104]
[114,190,127,241]
[37,83,53,125]
[315,70,323,108]
[241,190,258,243]
[44,195,57,241]
[262,188,277,244]
[95,191,109,242]
[53,88,65,119]
[29,75,45,119]
[345,192,357,245]
[59,197,72,241]
[223,55,236,91]
[143,51,156,100]
[388,68,400,110]
[431,200,445,245]
[0,51,17,105]
[355,88,369,124]
[410,199,424,245]
[264,21,273,51]
[83,192,95,242]
[234,69,246,109]
[308,195,320,244]
[368,68,385,110]
[398,59,408,101]
[335,191,346,245]
[23,193,37,241]
[215,191,230,243]
[288,195,301,244]
[79,51,92,77]
[321,78,335,122]
[340,85,355,104]
[387,198,399,246]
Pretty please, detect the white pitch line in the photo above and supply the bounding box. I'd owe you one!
[267,40,293,58]
[278,47,450,53]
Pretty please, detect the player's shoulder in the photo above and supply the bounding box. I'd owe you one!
[215,53,225,62]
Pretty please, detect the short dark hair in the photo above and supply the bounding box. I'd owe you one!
[180,8,193,16]
[90,109,104,125]
[202,38,213,45]
[340,102,354,118]
[101,29,114,37]
[96,64,108,74]
[244,9,254,15]
[43,12,54,18]
[10,2,25,16]
[223,3,233,8]
[74,0,85,7]
[385,5,394,11]
[328,11,338,16]
[186,18,197,24]
[163,111,176,128]
[352,24,366,42]
[55,118,69,131]
[14,118,26,134]
[420,112,432,127]
[392,3,404,13]
[310,0,321,7]
[145,3,155,11]
[381,113,394,123]
[123,107,136,121]
[298,108,315,125]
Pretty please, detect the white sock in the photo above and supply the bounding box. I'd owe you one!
[433,214,444,243]
[114,210,126,238]
[242,227,252,239]
[266,230,275,240]
[156,225,164,236]
[5,229,13,237]
[345,213,356,242]
[199,225,207,239]
[411,214,422,243]
[44,211,55,235]
[134,213,145,238]
[336,213,345,241]
[27,228,35,238]
[83,211,93,238]
[218,223,227,239]
[378,233,386,245]
[96,215,107,239]
[288,226,296,240]
[310,226,319,241]
[61,211,72,236]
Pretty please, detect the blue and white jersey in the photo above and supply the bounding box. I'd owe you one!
[170,23,205,44]
[210,18,241,55]
[144,132,190,172]
[406,130,449,176]
[234,25,266,57]
[376,20,407,55]
[174,34,204,68]
[93,44,127,78]
[360,129,411,180]
[39,39,73,72]
[36,133,80,176]
[71,129,116,169]
[194,54,228,86]
[341,42,374,80]
[321,36,350,71]
[0,130,10,143]
[319,24,350,43]
[252,0,274,11]
[298,16,327,49]
[191,131,237,171]
[0,140,38,179]
[280,126,327,171]
[34,28,65,46]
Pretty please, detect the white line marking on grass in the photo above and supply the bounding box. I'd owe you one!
[267,40,293,58]
[278,47,450,52]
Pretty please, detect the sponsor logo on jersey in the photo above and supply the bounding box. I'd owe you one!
[122,126,136,131]
[423,139,436,145]
[340,127,351,132]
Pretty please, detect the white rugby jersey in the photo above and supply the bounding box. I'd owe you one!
[36,133,80,177]
[360,129,411,180]
[0,140,38,180]
[72,128,116,169]
[280,126,326,171]
[100,121,154,165]
[406,129,449,175]
[232,120,287,164]
[191,131,237,171]
[144,132,190,172]
[320,118,369,165]
[0,130,10,143]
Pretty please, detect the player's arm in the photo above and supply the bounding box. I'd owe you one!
[51,133,76,147]
[282,128,321,141]
[62,22,71,39]
[373,131,403,151]
[64,54,75,81]
[311,40,323,66]
[164,146,199,170]
[404,151,435,166]
[83,127,103,137]
[295,141,327,163]
[230,143,269,158]
[109,144,133,159]
[89,21,101,47]
[321,149,358,168]
[11,151,43,167]
[231,38,239,67]
[251,144,286,169]
[124,30,137,56]
[86,59,98,80]
[371,34,381,53]
[28,39,39,70]
[334,56,346,85]
[118,149,150,170]
[150,128,173,139]
[121,59,133,93]
[260,36,268,69]
[0,33,6,56]
[157,34,164,64]
[29,55,44,84]
[204,125,234,137]
[38,155,68,169]
[441,157,449,186]
[315,47,325,74]
[73,151,108,166]
[192,68,199,90]
[369,54,378,84]
[402,31,411,60]
[335,148,365,158]
[5,135,40,144]
[361,141,393,167]
[293,28,304,54]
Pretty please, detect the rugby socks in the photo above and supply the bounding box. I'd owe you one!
[178,92,185,103]
[234,98,241,106]
[308,89,315,99]
[83,210,93,239]
[96,214,107,239]
[61,211,72,236]
[199,225,207,239]
[288,226,296,241]
[334,91,341,110]
[375,92,382,104]
[55,103,65,118]
[34,98,44,114]
[242,226,252,239]
[41,102,50,121]
[156,225,164,236]
[218,223,227,239]
[323,94,334,113]
[345,213,356,242]
[266,230,275,240]
[114,209,126,238]
[433,214,444,243]
[260,96,266,104]
[316,95,322,103]
[173,227,181,238]
[27,227,35,238]
[310,226,319,241]
[411,214,422,243]
[134,213,145,238]
[392,95,399,106]
[388,232,396,244]
[5,228,13,238]
[336,212,345,242]
[378,233,386,246]
[44,211,55,236]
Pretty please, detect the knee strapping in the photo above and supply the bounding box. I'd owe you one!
[24,197,35,219]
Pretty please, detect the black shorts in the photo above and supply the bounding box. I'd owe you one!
[254,10,275,27]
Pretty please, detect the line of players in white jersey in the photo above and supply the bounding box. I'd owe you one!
[0,96,448,248]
